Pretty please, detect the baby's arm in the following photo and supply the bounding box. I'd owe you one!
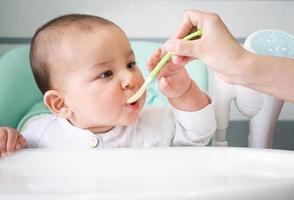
[147,48,209,111]
[0,127,27,157]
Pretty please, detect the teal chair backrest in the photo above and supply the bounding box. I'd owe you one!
[0,42,208,129]
[0,46,43,129]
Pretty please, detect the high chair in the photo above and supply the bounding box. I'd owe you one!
[211,30,294,148]
[0,30,292,149]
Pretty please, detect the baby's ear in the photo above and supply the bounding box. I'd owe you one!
[43,90,70,118]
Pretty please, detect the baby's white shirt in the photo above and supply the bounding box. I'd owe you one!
[21,104,216,149]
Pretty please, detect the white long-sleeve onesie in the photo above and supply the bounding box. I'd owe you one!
[21,103,216,149]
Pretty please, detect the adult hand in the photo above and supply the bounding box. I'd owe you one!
[0,127,27,157]
[164,9,249,84]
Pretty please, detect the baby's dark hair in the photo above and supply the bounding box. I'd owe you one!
[30,14,116,94]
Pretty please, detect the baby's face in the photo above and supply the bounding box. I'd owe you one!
[58,26,145,133]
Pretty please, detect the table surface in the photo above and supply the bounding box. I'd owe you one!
[1,147,294,200]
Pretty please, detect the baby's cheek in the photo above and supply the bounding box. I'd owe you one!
[137,71,145,84]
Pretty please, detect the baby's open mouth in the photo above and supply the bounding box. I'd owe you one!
[129,101,137,105]
[127,100,139,111]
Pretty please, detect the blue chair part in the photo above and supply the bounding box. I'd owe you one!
[0,46,43,129]
[249,29,294,57]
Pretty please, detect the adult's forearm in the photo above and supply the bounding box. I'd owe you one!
[237,52,294,102]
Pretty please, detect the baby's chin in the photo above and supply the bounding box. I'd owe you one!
[125,112,142,125]
[85,125,115,133]
[126,107,144,125]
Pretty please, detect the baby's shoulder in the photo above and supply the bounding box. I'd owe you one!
[20,113,58,131]
[20,114,59,147]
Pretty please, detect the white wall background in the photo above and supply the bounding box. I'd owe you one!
[0,0,293,120]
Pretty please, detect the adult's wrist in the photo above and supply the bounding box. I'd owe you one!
[231,49,257,87]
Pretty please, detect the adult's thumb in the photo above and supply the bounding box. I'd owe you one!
[165,39,201,58]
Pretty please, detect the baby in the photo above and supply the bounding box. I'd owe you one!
[21,14,216,149]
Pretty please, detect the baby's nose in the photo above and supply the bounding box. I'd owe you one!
[121,71,136,90]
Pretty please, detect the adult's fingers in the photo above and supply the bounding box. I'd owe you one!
[6,128,18,153]
[0,128,8,152]
[174,10,205,39]
[165,39,202,59]
[15,135,28,150]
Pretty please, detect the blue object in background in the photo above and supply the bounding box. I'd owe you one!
[0,46,43,129]
[250,29,294,57]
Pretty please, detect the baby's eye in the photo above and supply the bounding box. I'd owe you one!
[98,70,113,79]
[127,61,137,70]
